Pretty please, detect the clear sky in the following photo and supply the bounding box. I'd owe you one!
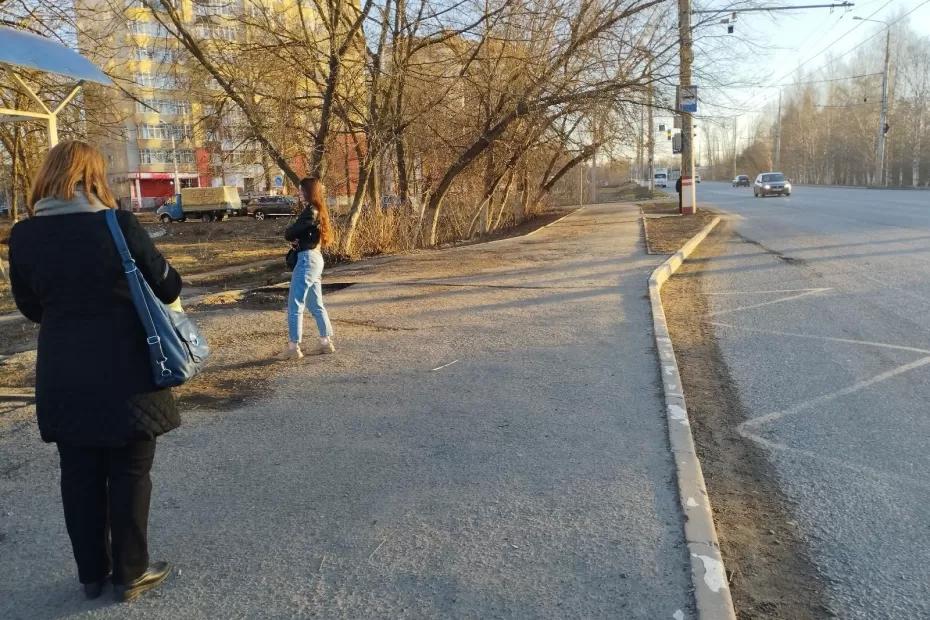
[706,0,930,126]
[648,0,930,164]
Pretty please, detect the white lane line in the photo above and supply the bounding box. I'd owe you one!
[707,288,832,317]
[431,360,460,371]
[740,427,930,492]
[857,271,930,303]
[739,356,930,433]
[709,321,930,355]
[737,356,930,491]
[705,288,830,295]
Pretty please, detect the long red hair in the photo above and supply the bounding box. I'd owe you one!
[300,177,333,248]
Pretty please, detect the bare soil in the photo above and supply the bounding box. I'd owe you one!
[0,208,573,411]
[641,202,718,254]
[660,221,834,619]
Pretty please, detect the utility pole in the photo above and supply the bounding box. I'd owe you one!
[774,89,782,170]
[578,161,584,206]
[878,26,891,187]
[170,134,181,194]
[647,56,655,192]
[678,0,696,214]
[854,15,890,186]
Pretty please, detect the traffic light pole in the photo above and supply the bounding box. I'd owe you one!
[679,0,696,214]
[877,26,890,187]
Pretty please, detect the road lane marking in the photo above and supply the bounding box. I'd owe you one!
[739,356,930,434]
[705,288,830,295]
[709,321,930,355]
[431,360,459,371]
[736,356,930,491]
[856,271,930,303]
[707,288,832,317]
[739,428,930,492]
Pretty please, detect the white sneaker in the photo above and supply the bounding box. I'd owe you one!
[276,346,304,360]
[318,340,336,355]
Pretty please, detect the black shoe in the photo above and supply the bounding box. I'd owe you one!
[82,575,108,600]
[114,561,171,603]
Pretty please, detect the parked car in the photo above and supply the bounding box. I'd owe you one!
[248,195,298,220]
[753,172,792,197]
[732,175,750,187]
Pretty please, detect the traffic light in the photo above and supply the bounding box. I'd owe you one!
[667,130,672,141]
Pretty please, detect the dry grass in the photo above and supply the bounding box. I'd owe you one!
[1,218,13,314]
[642,204,717,254]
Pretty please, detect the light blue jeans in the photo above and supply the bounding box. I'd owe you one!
[287,249,333,344]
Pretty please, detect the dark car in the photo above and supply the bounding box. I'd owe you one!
[732,175,750,187]
[753,172,792,197]
[248,195,297,220]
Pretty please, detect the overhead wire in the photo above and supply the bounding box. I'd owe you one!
[731,0,930,116]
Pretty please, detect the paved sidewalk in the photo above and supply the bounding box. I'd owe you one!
[0,204,693,618]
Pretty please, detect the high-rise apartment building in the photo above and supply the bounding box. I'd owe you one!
[77,1,304,209]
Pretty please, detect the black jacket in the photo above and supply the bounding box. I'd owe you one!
[675,177,682,193]
[284,205,321,251]
[9,209,183,445]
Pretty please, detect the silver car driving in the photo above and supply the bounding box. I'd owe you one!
[754,172,792,197]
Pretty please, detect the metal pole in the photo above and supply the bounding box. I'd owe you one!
[877,26,890,187]
[47,114,58,147]
[679,0,697,214]
[774,89,782,170]
[579,161,584,206]
[171,134,181,193]
[647,56,655,192]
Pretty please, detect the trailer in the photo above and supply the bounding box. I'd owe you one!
[156,186,244,223]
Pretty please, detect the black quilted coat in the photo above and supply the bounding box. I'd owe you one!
[8,209,183,446]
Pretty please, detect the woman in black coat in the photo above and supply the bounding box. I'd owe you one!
[8,141,180,602]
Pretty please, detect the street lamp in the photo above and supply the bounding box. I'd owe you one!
[854,16,891,187]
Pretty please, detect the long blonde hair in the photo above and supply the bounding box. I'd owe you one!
[29,140,117,209]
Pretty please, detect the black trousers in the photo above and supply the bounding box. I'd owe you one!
[56,440,156,585]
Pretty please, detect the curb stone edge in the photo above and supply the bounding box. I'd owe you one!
[648,216,737,620]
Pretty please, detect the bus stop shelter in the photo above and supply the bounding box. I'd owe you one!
[0,26,112,147]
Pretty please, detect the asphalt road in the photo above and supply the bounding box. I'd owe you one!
[695,181,930,618]
[0,204,695,619]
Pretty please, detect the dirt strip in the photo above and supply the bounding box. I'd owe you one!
[659,221,834,619]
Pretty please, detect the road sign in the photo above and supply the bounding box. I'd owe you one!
[273,175,284,188]
[678,85,698,113]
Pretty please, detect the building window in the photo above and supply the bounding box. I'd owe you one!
[127,21,169,37]
[136,99,192,115]
[193,1,243,18]
[139,123,193,140]
[193,24,238,41]
[135,72,181,89]
[134,47,180,63]
[139,148,195,164]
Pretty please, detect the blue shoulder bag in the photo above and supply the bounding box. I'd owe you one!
[105,209,209,388]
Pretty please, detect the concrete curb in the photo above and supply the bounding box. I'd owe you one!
[648,216,737,620]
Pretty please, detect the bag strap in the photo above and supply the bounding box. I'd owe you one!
[104,210,171,373]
